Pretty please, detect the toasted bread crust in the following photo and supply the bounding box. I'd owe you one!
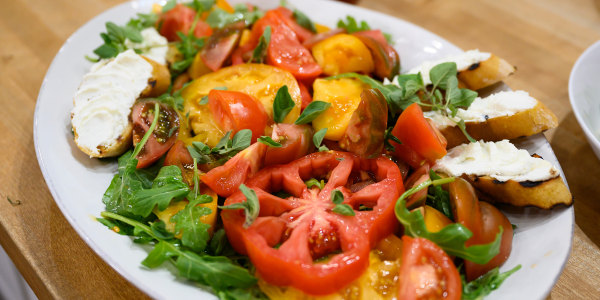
[458,54,515,90]
[440,102,558,148]
[73,122,133,158]
[140,56,170,98]
[463,174,573,209]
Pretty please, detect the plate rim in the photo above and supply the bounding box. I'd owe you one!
[33,1,574,299]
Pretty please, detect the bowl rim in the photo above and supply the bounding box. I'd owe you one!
[568,40,600,152]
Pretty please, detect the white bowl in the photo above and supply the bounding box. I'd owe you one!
[569,40,600,160]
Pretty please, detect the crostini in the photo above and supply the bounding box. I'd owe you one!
[406,49,515,90]
[71,50,169,158]
[433,140,572,209]
[425,91,558,148]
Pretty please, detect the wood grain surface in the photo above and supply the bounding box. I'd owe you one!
[0,0,599,298]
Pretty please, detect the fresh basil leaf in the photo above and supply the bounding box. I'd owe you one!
[272,85,296,123]
[462,265,521,300]
[231,129,252,151]
[175,251,257,289]
[294,101,331,125]
[106,21,125,42]
[219,184,260,228]
[214,131,233,151]
[452,88,478,109]
[337,15,370,33]
[395,181,503,264]
[199,95,209,105]
[189,0,216,12]
[122,25,143,43]
[171,196,213,252]
[305,178,325,189]
[397,73,423,89]
[131,165,190,217]
[331,190,344,204]
[333,203,355,216]
[249,25,271,63]
[293,9,316,33]
[93,43,119,59]
[429,62,457,89]
[257,136,282,147]
[162,0,177,12]
[312,128,329,151]
[457,119,476,143]
[187,142,212,165]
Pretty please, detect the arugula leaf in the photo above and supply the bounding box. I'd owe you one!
[272,85,296,123]
[294,101,331,125]
[305,178,325,189]
[330,190,355,216]
[383,127,402,152]
[313,128,329,152]
[206,5,263,28]
[293,9,317,33]
[171,195,213,252]
[427,170,453,220]
[257,136,282,147]
[131,165,190,217]
[394,178,503,265]
[219,184,260,228]
[150,220,175,240]
[103,104,161,218]
[101,211,257,292]
[462,265,521,299]
[176,251,257,289]
[249,26,271,64]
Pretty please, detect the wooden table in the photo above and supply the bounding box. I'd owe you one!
[1,0,599,298]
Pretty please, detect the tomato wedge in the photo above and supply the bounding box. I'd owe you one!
[208,89,268,142]
[132,101,179,168]
[221,151,404,295]
[201,142,267,197]
[398,236,461,300]
[164,140,194,185]
[448,178,513,281]
[298,81,313,110]
[263,123,314,166]
[157,4,212,42]
[391,103,447,164]
[273,7,315,43]
[239,10,322,80]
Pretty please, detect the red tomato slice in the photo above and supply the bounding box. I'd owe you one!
[201,142,267,197]
[398,236,462,300]
[157,4,212,42]
[264,123,314,166]
[242,10,322,80]
[273,7,315,43]
[449,178,513,281]
[391,103,447,163]
[208,89,268,142]
[132,101,179,169]
[404,164,430,209]
[200,22,245,71]
[221,151,405,295]
[298,81,313,110]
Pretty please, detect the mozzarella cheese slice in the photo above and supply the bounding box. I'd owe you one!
[400,49,491,85]
[124,27,169,65]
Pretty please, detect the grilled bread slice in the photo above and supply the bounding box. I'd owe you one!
[406,50,515,90]
[433,140,572,209]
[71,50,169,158]
[425,91,558,148]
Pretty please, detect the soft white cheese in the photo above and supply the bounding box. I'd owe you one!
[71,49,153,156]
[433,140,559,182]
[405,50,491,85]
[124,27,169,65]
[425,90,538,129]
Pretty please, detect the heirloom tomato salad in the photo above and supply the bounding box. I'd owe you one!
[71,0,555,299]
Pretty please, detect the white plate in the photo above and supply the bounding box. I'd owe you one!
[33,0,573,299]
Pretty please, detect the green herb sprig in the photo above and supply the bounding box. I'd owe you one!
[219,184,260,228]
[313,128,329,152]
[331,190,355,216]
[272,85,296,123]
[187,129,252,167]
[394,177,503,265]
